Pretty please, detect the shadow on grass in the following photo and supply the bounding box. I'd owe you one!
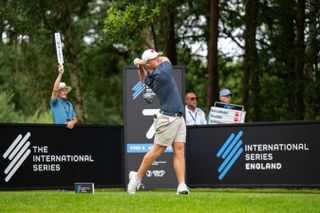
[187,187,320,194]
[120,187,320,194]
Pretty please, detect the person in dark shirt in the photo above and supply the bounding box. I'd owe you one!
[127,49,189,195]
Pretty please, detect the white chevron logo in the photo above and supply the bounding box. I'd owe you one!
[3,132,31,182]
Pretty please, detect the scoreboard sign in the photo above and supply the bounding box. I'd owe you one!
[208,102,246,124]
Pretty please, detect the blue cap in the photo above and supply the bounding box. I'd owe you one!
[219,89,232,97]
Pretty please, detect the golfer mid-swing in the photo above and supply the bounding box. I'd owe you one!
[127,49,189,195]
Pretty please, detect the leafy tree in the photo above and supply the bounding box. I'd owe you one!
[0,0,319,125]
[0,91,20,122]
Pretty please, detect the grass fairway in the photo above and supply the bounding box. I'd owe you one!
[0,188,319,213]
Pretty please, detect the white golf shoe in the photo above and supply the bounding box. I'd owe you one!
[127,171,141,195]
[176,183,189,195]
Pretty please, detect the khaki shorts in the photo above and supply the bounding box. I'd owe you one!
[154,114,186,147]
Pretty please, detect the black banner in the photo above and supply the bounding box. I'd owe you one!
[3,120,319,190]
[0,124,123,189]
[186,121,320,187]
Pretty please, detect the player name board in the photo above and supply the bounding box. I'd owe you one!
[208,102,246,124]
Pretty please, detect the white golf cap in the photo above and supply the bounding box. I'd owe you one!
[141,49,163,62]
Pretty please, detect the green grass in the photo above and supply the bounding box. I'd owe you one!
[0,188,319,213]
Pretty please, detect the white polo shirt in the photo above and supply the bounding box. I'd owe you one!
[185,106,207,126]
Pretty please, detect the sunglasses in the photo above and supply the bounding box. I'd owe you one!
[190,97,198,101]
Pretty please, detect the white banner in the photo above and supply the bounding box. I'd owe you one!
[54,33,64,65]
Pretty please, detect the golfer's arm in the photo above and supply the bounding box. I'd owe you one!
[52,73,62,101]
[138,65,147,82]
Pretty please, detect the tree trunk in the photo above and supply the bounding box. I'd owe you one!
[164,4,177,65]
[270,0,296,119]
[0,0,4,44]
[141,26,156,49]
[60,0,86,123]
[243,0,259,121]
[304,0,318,119]
[207,0,219,110]
[294,0,305,120]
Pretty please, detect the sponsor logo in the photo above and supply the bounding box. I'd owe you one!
[216,130,244,180]
[146,170,166,178]
[3,132,32,182]
[132,81,145,100]
[76,185,82,192]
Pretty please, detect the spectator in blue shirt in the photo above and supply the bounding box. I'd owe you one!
[50,65,78,129]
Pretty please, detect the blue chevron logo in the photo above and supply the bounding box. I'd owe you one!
[216,130,244,180]
[132,81,145,100]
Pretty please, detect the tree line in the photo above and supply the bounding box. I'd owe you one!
[0,0,319,124]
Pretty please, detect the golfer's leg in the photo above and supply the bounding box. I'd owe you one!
[173,141,186,184]
[136,144,167,179]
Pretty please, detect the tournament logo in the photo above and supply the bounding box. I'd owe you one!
[132,81,145,100]
[216,130,244,180]
[3,132,31,182]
